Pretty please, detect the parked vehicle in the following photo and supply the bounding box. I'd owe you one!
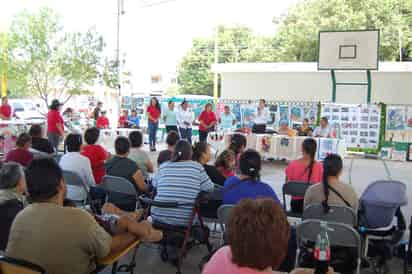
[9,99,45,121]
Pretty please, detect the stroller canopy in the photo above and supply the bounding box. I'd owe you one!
[361,180,408,208]
[360,180,408,228]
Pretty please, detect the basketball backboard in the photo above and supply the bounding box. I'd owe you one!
[318,30,380,70]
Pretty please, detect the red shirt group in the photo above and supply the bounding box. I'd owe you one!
[96,116,110,129]
[147,105,161,123]
[198,110,217,132]
[0,104,12,119]
[47,110,64,134]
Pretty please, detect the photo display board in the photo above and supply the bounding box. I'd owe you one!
[385,105,412,143]
[322,103,381,149]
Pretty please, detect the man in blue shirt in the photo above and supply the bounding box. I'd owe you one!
[128,110,140,128]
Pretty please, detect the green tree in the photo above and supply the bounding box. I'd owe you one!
[8,7,106,105]
[177,25,277,96]
[273,0,412,61]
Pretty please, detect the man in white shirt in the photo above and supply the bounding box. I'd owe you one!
[60,134,96,202]
[253,99,270,133]
[313,116,332,138]
[177,99,195,144]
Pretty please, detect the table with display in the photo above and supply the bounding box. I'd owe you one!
[208,132,346,161]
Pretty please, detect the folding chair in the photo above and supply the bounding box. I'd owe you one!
[303,203,357,227]
[296,220,361,274]
[139,195,213,274]
[0,256,46,274]
[101,176,140,211]
[282,181,311,218]
[217,204,234,245]
[62,170,90,206]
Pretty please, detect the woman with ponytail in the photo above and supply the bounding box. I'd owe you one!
[151,140,214,226]
[223,149,280,205]
[285,138,323,213]
[304,154,359,213]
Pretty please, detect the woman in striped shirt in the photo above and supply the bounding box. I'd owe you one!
[151,140,214,227]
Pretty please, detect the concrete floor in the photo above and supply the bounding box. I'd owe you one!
[106,147,412,274]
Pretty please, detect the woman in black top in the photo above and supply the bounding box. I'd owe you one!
[29,124,55,154]
[192,142,226,186]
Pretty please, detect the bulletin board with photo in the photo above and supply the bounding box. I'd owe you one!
[321,103,382,149]
[385,105,412,143]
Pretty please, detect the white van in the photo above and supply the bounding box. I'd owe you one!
[9,99,45,121]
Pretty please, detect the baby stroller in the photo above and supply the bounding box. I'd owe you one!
[358,180,407,274]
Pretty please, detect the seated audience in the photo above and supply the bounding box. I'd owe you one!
[6,159,158,274]
[29,124,54,155]
[223,149,279,205]
[81,127,109,184]
[304,154,359,212]
[128,131,154,179]
[297,118,313,137]
[5,133,33,167]
[215,149,236,178]
[228,134,247,167]
[151,140,214,226]
[285,138,323,213]
[313,117,332,138]
[203,199,289,274]
[96,110,110,129]
[157,130,179,166]
[278,120,295,137]
[105,136,147,193]
[0,163,26,250]
[60,134,96,201]
[193,142,226,186]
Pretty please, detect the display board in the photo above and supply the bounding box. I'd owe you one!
[321,103,381,149]
[385,105,412,143]
[218,100,319,129]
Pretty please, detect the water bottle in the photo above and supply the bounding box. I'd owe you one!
[314,221,330,274]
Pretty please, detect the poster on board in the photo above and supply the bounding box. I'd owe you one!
[386,106,406,130]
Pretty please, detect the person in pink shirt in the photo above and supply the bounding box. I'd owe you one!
[285,138,323,214]
[203,199,290,274]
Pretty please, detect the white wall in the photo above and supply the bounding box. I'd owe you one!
[220,71,412,104]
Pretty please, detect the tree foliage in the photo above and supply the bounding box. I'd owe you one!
[4,7,117,104]
[177,25,276,95]
[178,0,412,96]
[273,0,412,61]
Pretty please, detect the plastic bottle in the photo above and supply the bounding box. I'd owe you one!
[314,221,331,274]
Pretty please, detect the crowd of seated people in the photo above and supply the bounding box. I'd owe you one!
[0,121,358,274]
[3,158,161,274]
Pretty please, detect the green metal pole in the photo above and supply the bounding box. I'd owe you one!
[366,70,372,104]
[331,70,337,102]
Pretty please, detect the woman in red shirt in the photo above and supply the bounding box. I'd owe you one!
[118,109,128,128]
[81,127,110,184]
[146,97,161,151]
[285,138,323,214]
[0,97,12,120]
[198,103,217,143]
[47,99,64,153]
